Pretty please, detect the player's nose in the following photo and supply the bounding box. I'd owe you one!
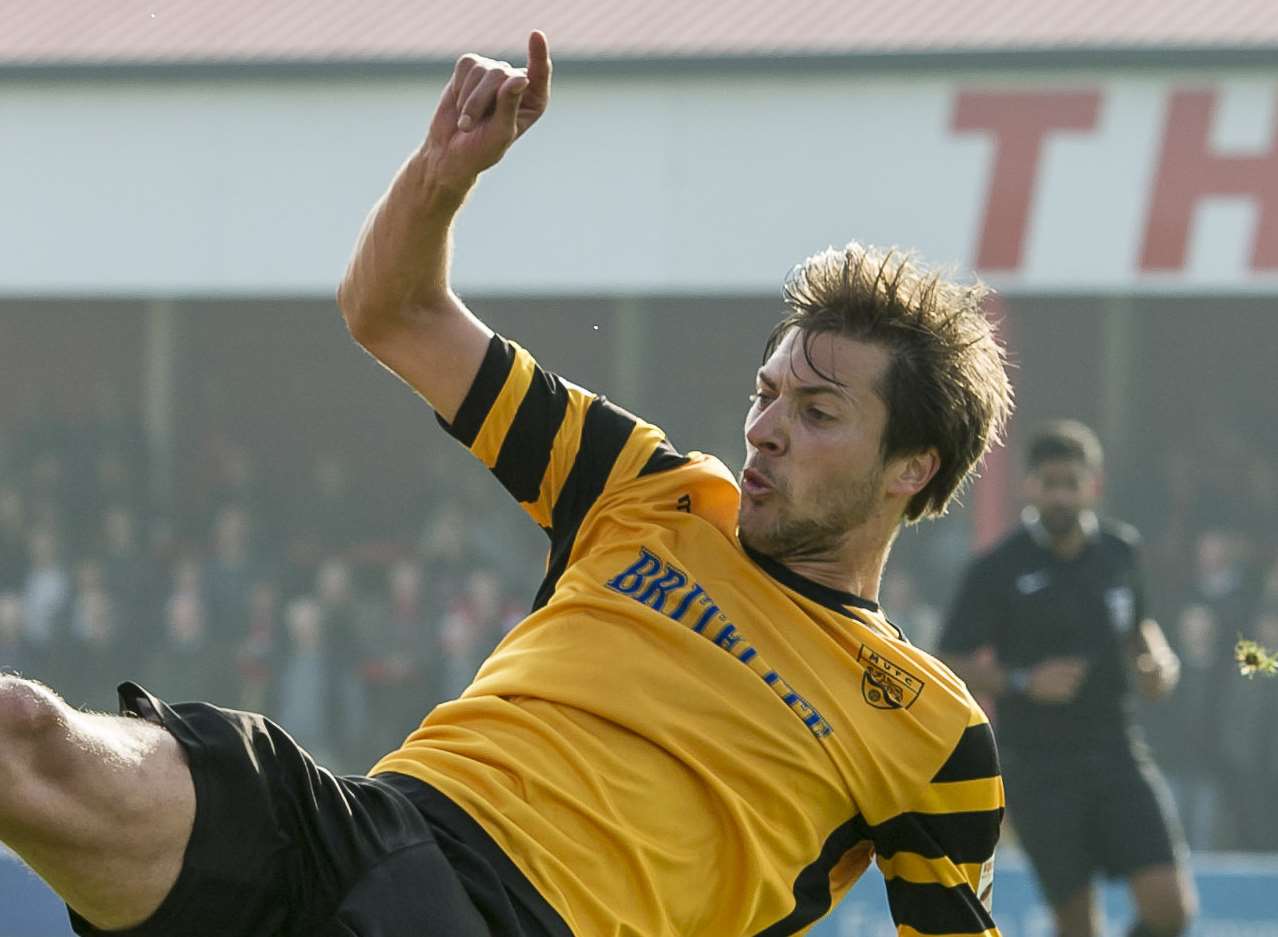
[744,402,787,455]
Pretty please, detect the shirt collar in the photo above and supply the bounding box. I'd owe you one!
[740,541,880,618]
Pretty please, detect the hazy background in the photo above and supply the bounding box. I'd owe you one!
[1,2,1276,933]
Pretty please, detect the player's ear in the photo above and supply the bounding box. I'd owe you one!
[886,448,939,499]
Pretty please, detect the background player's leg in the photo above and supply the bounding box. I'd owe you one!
[1051,883,1099,937]
[1126,863,1196,937]
[0,676,195,931]
[1096,750,1195,937]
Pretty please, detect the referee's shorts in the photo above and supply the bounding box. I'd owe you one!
[68,683,570,937]
[1002,743,1189,908]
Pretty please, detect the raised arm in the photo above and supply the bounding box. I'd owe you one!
[337,31,553,422]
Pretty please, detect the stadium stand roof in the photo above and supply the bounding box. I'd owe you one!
[2,0,1276,68]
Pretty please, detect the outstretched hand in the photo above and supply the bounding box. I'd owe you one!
[424,30,552,191]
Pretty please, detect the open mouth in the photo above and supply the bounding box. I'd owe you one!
[741,468,774,498]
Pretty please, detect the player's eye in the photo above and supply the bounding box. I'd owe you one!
[805,407,833,423]
[749,390,774,408]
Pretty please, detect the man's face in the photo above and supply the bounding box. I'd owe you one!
[738,329,891,561]
[1026,457,1099,537]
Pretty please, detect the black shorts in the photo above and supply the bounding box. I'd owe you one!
[68,683,572,937]
[1002,744,1189,908]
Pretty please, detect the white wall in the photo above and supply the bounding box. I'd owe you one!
[3,63,1277,297]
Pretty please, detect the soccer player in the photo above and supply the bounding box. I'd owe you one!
[0,32,1013,936]
[938,421,1196,937]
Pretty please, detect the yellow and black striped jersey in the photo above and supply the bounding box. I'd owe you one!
[373,334,1003,937]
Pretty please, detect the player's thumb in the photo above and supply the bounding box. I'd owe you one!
[495,75,530,134]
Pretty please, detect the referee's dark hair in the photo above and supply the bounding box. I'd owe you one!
[1026,419,1104,471]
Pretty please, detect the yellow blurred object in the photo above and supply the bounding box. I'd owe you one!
[1235,638,1278,678]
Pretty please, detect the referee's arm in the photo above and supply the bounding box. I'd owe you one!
[938,562,1087,704]
[1122,536,1179,700]
[937,560,1009,697]
[1129,618,1180,700]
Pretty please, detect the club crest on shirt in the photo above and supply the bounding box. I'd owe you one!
[858,645,925,710]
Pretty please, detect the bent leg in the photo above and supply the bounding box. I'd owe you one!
[0,675,195,930]
[1099,751,1195,937]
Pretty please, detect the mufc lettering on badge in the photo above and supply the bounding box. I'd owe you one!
[858,645,925,710]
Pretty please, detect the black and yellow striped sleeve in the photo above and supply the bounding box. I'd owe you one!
[871,715,1004,937]
[436,333,685,538]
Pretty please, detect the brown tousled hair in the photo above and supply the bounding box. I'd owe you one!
[765,243,1013,523]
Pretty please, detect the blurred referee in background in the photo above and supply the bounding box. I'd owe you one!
[938,420,1196,937]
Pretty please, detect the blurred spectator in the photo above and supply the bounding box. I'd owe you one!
[891,515,972,617]
[199,439,266,539]
[1217,558,1278,850]
[1145,447,1204,611]
[0,591,23,672]
[22,526,70,685]
[14,392,70,483]
[1152,530,1259,847]
[359,558,433,765]
[284,453,366,593]
[453,470,543,593]
[150,557,215,701]
[1195,429,1252,531]
[437,568,516,702]
[278,596,335,763]
[204,504,261,691]
[315,556,368,769]
[1241,453,1278,560]
[0,484,28,592]
[66,559,121,711]
[93,447,143,516]
[1160,603,1225,849]
[880,568,942,653]
[1190,529,1257,661]
[98,505,151,662]
[25,451,66,533]
[0,427,12,480]
[87,380,146,475]
[1253,554,1278,635]
[419,504,478,609]
[63,397,114,543]
[236,579,280,713]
